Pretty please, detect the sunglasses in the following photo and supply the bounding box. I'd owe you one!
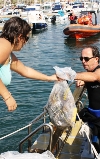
[80,56,94,62]
[25,36,29,42]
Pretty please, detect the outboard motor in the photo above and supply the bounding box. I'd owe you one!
[51,15,56,24]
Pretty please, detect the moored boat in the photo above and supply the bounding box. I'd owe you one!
[63,11,100,40]
[63,23,100,40]
[26,10,48,33]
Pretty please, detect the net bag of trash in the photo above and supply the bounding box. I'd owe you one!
[46,80,77,130]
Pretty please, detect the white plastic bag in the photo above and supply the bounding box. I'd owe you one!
[46,81,77,129]
[53,66,76,82]
[0,150,55,159]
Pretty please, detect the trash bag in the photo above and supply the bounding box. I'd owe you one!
[53,66,76,82]
[46,81,77,130]
[0,150,56,159]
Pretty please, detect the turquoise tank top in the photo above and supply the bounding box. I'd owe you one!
[0,56,12,86]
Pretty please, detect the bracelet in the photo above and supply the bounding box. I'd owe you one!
[3,92,11,102]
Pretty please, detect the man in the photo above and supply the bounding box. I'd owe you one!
[75,46,100,111]
[74,46,100,153]
[55,46,100,153]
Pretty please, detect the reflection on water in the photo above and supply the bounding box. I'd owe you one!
[64,33,100,48]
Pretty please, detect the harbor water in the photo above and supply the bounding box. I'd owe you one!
[0,16,100,153]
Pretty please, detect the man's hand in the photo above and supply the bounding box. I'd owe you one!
[76,80,85,87]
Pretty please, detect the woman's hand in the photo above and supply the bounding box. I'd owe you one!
[48,74,59,81]
[4,95,17,111]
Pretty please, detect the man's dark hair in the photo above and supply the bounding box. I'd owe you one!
[91,46,99,57]
[84,46,100,62]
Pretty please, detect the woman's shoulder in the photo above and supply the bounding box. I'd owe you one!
[0,38,12,64]
[0,38,11,50]
[0,38,10,44]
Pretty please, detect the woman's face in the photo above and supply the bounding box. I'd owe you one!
[13,34,30,51]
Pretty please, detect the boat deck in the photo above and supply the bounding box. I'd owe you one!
[59,121,84,159]
[30,120,89,159]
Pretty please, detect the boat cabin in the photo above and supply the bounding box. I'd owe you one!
[79,10,97,25]
[52,3,62,13]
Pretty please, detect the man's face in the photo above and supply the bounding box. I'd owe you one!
[80,48,98,71]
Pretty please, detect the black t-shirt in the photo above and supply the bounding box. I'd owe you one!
[85,65,100,110]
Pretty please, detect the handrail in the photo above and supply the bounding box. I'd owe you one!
[27,109,48,149]
[19,123,53,153]
[29,109,47,125]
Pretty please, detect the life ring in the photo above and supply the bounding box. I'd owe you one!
[70,16,75,21]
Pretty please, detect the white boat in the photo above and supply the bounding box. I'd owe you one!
[81,2,99,13]
[20,5,42,17]
[65,3,73,13]
[11,5,47,33]
[42,2,53,13]
[48,11,69,24]
[92,2,99,13]
[71,2,86,14]
[26,10,48,32]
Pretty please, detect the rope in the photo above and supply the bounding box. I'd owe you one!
[0,113,49,141]
[77,112,100,158]
[79,123,100,159]
[76,113,81,121]
[0,123,32,140]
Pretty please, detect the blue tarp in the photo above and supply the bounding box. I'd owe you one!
[58,10,64,16]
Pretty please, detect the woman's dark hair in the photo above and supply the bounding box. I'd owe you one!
[0,16,31,44]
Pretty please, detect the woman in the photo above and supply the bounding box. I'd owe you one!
[0,16,58,111]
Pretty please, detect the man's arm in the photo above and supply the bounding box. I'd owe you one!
[75,69,100,82]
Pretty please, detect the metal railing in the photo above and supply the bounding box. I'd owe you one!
[19,123,53,153]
